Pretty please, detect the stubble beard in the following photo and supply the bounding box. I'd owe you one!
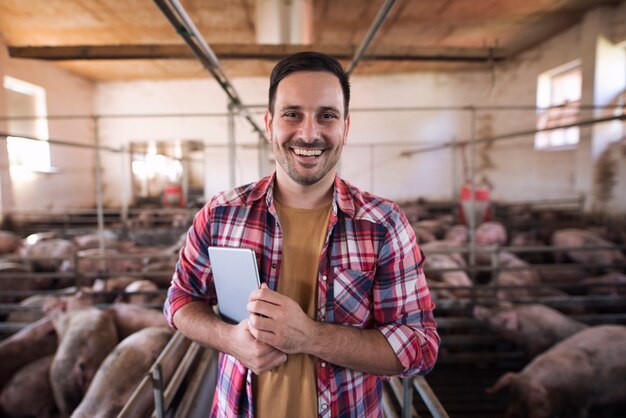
[273,137,342,186]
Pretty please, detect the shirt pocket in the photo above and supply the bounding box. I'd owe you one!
[332,267,375,328]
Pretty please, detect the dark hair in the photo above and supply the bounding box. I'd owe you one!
[268,51,350,117]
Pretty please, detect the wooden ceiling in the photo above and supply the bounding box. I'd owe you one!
[0,0,620,81]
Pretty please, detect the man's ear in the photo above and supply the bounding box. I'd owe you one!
[264,109,273,143]
[343,113,350,145]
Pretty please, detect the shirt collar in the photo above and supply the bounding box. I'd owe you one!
[248,171,356,218]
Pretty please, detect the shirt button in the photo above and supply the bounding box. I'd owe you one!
[321,275,327,281]
[271,263,277,269]
[321,403,328,410]
[321,362,326,367]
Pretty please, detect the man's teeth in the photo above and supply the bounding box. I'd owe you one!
[293,148,323,157]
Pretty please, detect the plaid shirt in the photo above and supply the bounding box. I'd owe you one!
[164,173,439,418]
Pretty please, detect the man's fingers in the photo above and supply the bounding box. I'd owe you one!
[247,300,278,318]
[248,286,284,305]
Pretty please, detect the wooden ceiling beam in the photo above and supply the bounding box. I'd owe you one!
[9,44,507,62]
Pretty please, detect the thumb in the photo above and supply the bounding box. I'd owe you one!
[260,282,269,289]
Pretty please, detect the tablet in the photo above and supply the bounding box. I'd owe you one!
[208,246,261,323]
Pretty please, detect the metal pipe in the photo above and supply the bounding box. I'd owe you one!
[228,102,236,189]
[0,104,618,122]
[413,377,450,418]
[151,342,202,418]
[389,377,418,418]
[382,384,399,418]
[173,349,216,418]
[241,103,622,112]
[468,107,477,276]
[153,0,265,137]
[119,332,187,418]
[93,117,106,275]
[152,364,165,418]
[346,0,398,76]
[402,377,412,418]
[401,114,626,156]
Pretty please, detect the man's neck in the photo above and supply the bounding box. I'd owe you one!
[274,169,335,209]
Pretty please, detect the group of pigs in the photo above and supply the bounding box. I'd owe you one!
[0,228,187,417]
[411,215,626,417]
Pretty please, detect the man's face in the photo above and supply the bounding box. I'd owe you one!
[265,71,350,186]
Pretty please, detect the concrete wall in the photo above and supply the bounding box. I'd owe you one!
[0,35,97,213]
[95,71,491,205]
[3,2,625,213]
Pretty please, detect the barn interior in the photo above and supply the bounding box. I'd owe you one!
[0,0,625,417]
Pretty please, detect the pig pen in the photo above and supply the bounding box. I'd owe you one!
[0,210,198,417]
[1,200,626,417]
[405,199,626,417]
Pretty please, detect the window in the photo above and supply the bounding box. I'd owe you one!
[3,76,51,171]
[535,60,582,150]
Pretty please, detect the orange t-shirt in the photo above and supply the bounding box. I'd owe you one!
[253,199,331,418]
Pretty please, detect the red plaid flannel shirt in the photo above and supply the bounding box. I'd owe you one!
[164,173,439,417]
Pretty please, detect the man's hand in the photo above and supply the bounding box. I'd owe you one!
[173,302,286,375]
[247,284,316,354]
[227,319,287,375]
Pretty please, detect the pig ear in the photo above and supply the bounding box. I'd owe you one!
[486,372,518,394]
[503,311,519,331]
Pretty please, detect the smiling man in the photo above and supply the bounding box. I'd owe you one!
[164,52,439,418]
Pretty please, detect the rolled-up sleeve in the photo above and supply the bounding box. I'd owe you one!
[374,208,440,377]
[163,202,217,328]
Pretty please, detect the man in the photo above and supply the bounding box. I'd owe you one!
[164,51,439,417]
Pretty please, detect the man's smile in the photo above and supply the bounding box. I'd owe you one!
[291,147,325,159]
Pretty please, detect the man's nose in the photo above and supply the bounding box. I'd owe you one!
[298,116,320,141]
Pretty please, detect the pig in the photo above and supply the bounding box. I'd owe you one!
[20,238,77,272]
[552,228,625,268]
[70,327,177,418]
[444,224,469,244]
[6,287,78,323]
[91,276,138,303]
[60,249,144,278]
[73,231,118,250]
[107,303,168,339]
[141,261,178,287]
[581,272,626,296]
[400,202,430,224]
[0,231,21,255]
[424,254,472,298]
[510,231,547,264]
[421,240,467,269]
[23,231,57,245]
[0,318,57,391]
[0,355,57,418]
[121,280,164,306]
[0,262,52,304]
[414,219,449,239]
[537,266,587,285]
[411,225,436,243]
[478,252,568,300]
[6,294,50,323]
[487,325,626,418]
[49,307,118,416]
[473,303,587,355]
[475,221,508,246]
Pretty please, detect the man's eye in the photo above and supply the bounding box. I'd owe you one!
[283,112,298,118]
[321,113,337,119]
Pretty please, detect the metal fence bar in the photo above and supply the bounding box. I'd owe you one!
[413,376,450,418]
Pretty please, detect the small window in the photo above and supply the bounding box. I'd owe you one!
[535,60,581,150]
[3,76,51,171]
